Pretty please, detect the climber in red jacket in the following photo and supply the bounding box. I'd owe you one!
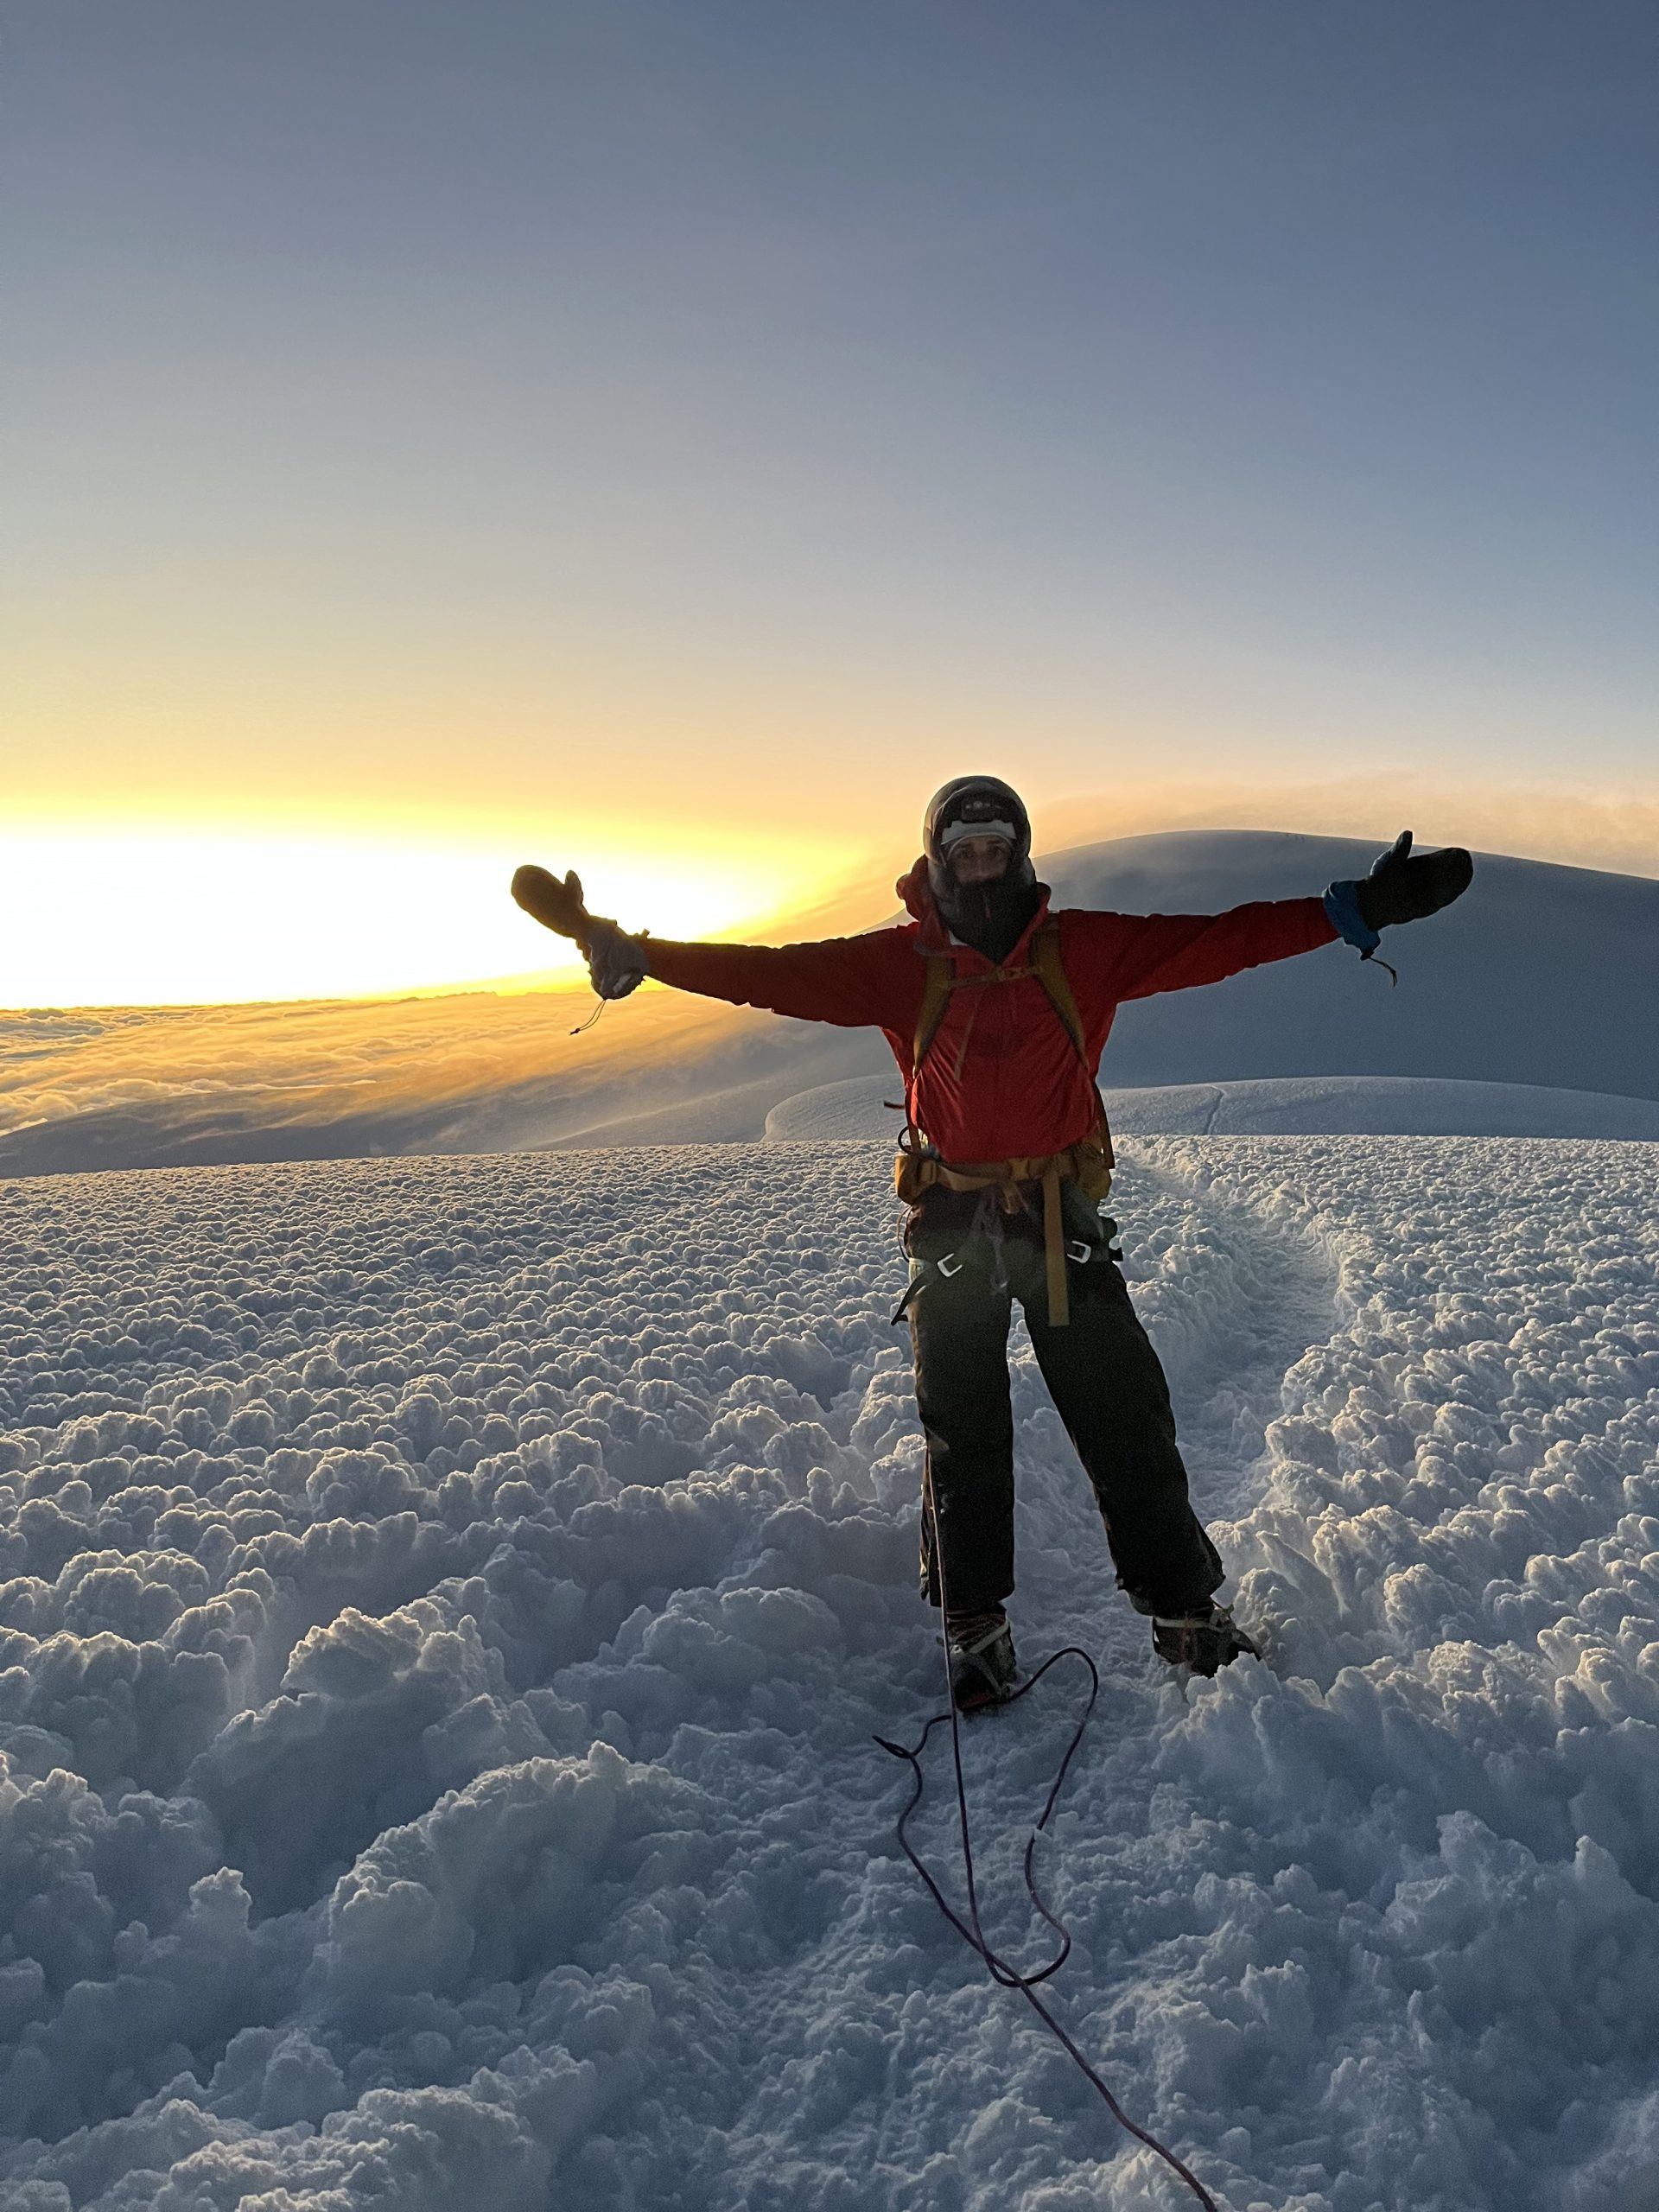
[513,777,1471,1707]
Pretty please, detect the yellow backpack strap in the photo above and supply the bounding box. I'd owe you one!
[918,927,1076,1072]
[1030,921,1085,1058]
[1032,921,1116,1170]
[912,952,957,1073]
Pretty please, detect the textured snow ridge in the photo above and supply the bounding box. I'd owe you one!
[764,1072,1659,1143]
[2,1139,1657,2211]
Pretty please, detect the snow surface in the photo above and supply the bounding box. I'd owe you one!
[4,1135,1659,2209]
[765,1074,1659,1144]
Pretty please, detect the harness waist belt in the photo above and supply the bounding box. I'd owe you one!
[896,1134,1112,1326]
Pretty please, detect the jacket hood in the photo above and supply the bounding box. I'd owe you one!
[897,856,933,921]
[896,856,1052,958]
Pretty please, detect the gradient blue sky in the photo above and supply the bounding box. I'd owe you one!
[5,1,1657,999]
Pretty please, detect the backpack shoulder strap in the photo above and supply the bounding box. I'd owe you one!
[910,927,1111,1164]
[1032,921,1116,1169]
[912,952,957,1072]
[1030,921,1086,1060]
[915,926,1086,1072]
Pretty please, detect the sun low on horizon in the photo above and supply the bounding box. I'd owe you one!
[14,772,1659,1013]
[0,815,879,1010]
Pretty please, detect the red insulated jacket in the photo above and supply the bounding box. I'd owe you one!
[645,862,1337,1163]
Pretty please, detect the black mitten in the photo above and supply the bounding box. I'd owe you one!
[512,865,593,947]
[1352,831,1474,931]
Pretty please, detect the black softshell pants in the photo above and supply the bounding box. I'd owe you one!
[908,1214,1224,1621]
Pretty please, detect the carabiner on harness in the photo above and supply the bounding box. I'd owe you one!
[889,1244,967,1325]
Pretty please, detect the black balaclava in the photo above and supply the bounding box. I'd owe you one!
[922,775,1040,963]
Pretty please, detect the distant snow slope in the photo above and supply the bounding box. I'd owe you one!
[1038,830,1659,1098]
[4,1136,1659,2209]
[7,830,1656,1174]
[766,1071,1659,1141]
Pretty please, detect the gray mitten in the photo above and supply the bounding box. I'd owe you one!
[586,918,647,1000]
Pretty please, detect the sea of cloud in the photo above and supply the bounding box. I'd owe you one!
[0,990,886,1177]
[3,1136,1658,2209]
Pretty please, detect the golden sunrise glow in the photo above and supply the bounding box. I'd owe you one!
[0,826,857,1008]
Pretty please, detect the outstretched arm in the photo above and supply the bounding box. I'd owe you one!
[1066,895,1338,1002]
[1064,831,1472,1002]
[641,933,903,1028]
[511,864,906,1029]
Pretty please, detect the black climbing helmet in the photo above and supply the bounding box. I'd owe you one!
[922,776,1033,898]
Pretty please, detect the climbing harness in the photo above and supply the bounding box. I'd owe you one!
[887,1193,1114,1327]
[894,922,1115,1326]
[873,1465,1224,2212]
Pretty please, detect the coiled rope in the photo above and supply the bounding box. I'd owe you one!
[874,1466,1223,2212]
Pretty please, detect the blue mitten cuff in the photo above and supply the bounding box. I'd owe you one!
[1323,880,1382,954]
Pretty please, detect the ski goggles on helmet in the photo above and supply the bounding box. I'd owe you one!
[937,791,1019,849]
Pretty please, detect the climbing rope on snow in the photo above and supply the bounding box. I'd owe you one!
[874,1467,1224,2212]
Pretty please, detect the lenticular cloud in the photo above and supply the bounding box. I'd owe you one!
[3,1136,1659,2209]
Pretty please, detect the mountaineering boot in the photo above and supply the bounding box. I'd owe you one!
[1152,1602,1261,1677]
[947,1609,1018,1712]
